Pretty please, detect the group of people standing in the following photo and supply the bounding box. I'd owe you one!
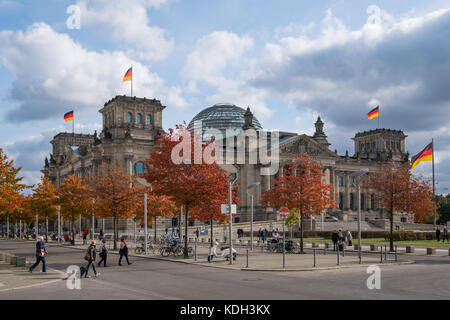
[436,227,449,242]
[331,229,352,251]
[257,228,269,242]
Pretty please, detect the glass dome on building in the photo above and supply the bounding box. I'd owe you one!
[189,103,263,140]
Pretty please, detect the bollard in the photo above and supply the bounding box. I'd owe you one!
[384,245,387,261]
[313,248,316,267]
[406,246,415,253]
[246,250,249,268]
[395,245,398,262]
[15,256,26,267]
[380,245,383,263]
[194,242,197,262]
[370,244,378,252]
[427,248,436,255]
[342,245,345,257]
[11,255,17,265]
[336,247,340,265]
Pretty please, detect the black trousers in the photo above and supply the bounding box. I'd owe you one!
[98,253,107,266]
[85,260,97,277]
[119,253,130,265]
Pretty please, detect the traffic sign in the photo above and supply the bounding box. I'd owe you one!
[221,204,237,216]
[279,207,289,219]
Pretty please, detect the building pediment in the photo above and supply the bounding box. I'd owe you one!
[279,134,338,158]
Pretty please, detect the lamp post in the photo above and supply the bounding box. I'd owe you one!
[137,177,152,255]
[218,164,239,265]
[350,168,369,264]
[247,182,260,251]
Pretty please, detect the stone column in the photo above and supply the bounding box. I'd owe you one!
[344,172,350,210]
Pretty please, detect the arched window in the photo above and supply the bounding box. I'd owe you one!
[132,162,146,175]
[137,113,142,124]
[127,112,132,123]
[146,114,152,125]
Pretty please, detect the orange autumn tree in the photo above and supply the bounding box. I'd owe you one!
[90,163,142,250]
[145,125,237,258]
[135,193,177,240]
[0,148,27,235]
[56,175,93,244]
[364,160,433,251]
[30,177,58,239]
[262,153,336,253]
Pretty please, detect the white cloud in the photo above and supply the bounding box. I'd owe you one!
[0,22,187,122]
[76,0,173,61]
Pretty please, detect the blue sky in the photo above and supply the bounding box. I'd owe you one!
[0,0,449,194]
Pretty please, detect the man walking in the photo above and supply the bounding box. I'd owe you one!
[29,236,47,273]
[84,240,99,278]
[98,238,108,267]
[118,236,132,266]
[436,228,441,242]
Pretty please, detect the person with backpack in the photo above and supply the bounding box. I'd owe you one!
[29,236,47,273]
[118,236,131,266]
[84,240,99,278]
[97,238,108,267]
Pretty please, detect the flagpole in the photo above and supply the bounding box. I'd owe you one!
[73,112,74,135]
[131,65,133,97]
[432,138,436,229]
[378,105,380,129]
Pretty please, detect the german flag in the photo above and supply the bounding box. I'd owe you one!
[123,67,132,82]
[64,110,74,123]
[411,142,433,170]
[368,106,379,120]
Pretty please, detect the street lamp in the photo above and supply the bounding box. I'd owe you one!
[218,164,239,265]
[350,168,369,264]
[137,177,152,255]
[247,182,260,251]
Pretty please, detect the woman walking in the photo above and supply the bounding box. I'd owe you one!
[118,236,132,266]
[97,238,108,267]
[84,240,99,278]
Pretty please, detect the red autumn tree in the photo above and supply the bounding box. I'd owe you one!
[262,153,336,253]
[30,177,58,239]
[364,160,433,251]
[89,163,143,250]
[0,148,27,233]
[189,201,228,248]
[135,193,177,240]
[145,125,238,258]
[56,175,93,244]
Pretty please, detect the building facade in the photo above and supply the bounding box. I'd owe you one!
[42,96,414,232]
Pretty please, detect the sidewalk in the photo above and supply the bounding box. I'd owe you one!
[0,261,63,292]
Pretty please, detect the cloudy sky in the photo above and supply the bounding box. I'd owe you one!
[0,0,449,194]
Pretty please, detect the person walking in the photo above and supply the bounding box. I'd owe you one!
[345,230,353,246]
[436,228,441,242]
[331,230,339,251]
[442,227,449,243]
[29,236,47,273]
[84,240,99,278]
[258,228,262,241]
[118,236,131,266]
[97,238,108,267]
[83,228,88,245]
[262,228,267,243]
[195,228,200,240]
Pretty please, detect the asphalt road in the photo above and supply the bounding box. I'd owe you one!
[0,240,449,300]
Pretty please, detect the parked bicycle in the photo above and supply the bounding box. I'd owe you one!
[135,241,156,254]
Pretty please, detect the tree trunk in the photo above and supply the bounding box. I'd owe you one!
[71,216,75,245]
[184,202,189,258]
[154,215,157,242]
[390,191,394,252]
[210,219,213,248]
[300,211,304,254]
[113,209,118,251]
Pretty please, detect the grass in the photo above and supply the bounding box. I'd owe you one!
[293,237,450,248]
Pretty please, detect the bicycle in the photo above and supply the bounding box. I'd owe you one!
[135,242,156,254]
